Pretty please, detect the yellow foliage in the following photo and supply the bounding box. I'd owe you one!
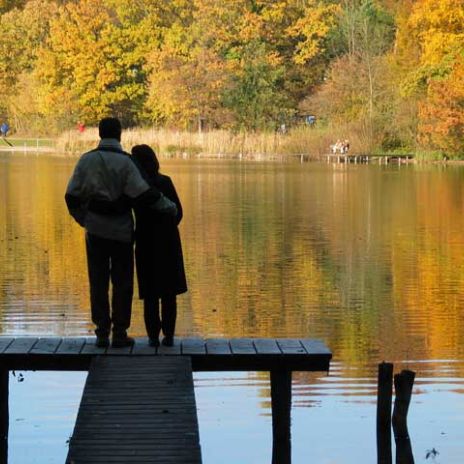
[408,0,464,67]
[287,1,341,64]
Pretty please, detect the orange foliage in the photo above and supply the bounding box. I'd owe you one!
[418,57,464,156]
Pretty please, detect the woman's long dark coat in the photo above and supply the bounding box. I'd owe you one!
[134,174,187,299]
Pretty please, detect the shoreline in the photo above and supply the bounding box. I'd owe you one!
[1,145,463,165]
[0,146,56,153]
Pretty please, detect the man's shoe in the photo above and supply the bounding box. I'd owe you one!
[149,338,160,347]
[161,336,174,347]
[95,335,110,348]
[111,336,135,348]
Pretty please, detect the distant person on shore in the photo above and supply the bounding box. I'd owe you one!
[331,139,342,154]
[77,121,85,133]
[131,145,187,347]
[343,140,350,154]
[65,117,177,348]
[330,139,350,154]
[1,122,9,137]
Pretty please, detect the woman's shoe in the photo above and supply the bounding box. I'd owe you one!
[95,335,110,348]
[161,336,174,347]
[149,338,160,347]
[111,336,135,348]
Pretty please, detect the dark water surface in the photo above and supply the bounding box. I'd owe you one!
[1,154,464,463]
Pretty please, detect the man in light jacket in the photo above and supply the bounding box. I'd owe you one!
[65,117,177,348]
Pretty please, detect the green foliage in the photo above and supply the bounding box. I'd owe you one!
[0,0,26,14]
[414,150,448,161]
[164,144,202,156]
[222,42,290,131]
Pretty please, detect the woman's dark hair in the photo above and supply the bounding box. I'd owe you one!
[131,144,160,182]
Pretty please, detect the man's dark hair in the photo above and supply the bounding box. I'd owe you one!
[99,117,122,140]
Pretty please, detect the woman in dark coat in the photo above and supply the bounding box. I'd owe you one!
[131,144,187,347]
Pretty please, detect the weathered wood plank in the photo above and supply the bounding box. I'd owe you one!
[254,339,281,355]
[56,337,86,354]
[30,337,62,354]
[106,342,133,356]
[80,337,107,355]
[181,338,206,355]
[230,338,256,355]
[0,338,14,354]
[299,339,331,356]
[131,337,157,355]
[158,340,181,356]
[205,338,231,355]
[276,339,306,354]
[4,337,38,354]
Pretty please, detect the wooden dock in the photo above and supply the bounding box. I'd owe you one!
[326,153,414,164]
[0,336,332,464]
[67,356,201,464]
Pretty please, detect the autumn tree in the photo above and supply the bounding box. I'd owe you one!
[418,57,464,157]
[399,0,464,155]
[222,42,288,131]
[302,0,396,150]
[145,0,341,130]
[145,1,230,129]
[0,0,58,131]
[36,0,156,127]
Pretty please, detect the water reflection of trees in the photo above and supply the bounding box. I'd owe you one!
[1,159,464,372]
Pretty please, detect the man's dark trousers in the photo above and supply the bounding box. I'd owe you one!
[85,233,133,338]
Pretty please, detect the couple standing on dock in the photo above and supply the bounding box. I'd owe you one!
[65,117,187,348]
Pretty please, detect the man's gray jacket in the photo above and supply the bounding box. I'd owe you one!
[65,138,176,242]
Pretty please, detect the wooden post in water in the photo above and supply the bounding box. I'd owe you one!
[0,368,8,463]
[395,435,415,464]
[271,369,292,464]
[377,362,393,464]
[392,370,415,439]
[393,370,416,464]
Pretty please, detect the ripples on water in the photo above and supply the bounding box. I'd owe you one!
[2,154,464,462]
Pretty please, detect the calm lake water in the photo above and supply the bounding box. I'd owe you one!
[1,153,464,463]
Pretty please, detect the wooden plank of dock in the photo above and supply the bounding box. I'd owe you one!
[67,356,201,464]
[0,337,332,372]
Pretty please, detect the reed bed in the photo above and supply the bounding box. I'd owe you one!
[55,124,367,160]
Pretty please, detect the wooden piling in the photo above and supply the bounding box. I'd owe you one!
[271,369,292,464]
[392,370,415,440]
[0,368,8,462]
[377,362,393,464]
[392,370,416,464]
[395,436,415,464]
